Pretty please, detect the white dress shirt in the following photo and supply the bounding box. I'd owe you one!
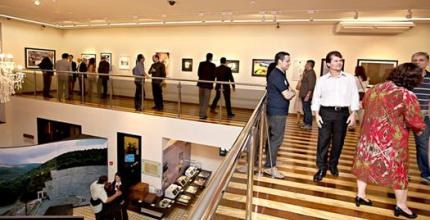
[311,72,359,112]
[90,181,108,214]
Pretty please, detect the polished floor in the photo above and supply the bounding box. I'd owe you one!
[215,117,430,220]
[18,92,254,126]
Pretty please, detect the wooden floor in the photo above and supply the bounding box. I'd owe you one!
[215,117,430,220]
[17,92,254,127]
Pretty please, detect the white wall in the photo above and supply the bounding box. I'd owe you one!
[1,97,242,189]
[191,143,224,172]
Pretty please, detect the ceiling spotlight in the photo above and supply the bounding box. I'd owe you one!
[354,10,358,19]
[33,0,41,6]
[406,9,412,19]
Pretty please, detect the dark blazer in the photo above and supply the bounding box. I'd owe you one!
[149,62,166,84]
[98,60,110,80]
[38,58,54,76]
[214,65,235,90]
[299,69,317,98]
[79,62,88,78]
[197,61,216,89]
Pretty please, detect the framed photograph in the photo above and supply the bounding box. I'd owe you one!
[320,58,345,76]
[226,60,240,73]
[357,59,398,85]
[100,52,112,64]
[81,53,96,63]
[142,159,161,178]
[252,59,272,77]
[119,56,130,70]
[182,58,193,72]
[25,47,56,69]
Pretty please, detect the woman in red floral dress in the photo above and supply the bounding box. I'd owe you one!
[351,63,425,219]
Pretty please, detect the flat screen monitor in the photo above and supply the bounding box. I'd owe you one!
[125,154,135,163]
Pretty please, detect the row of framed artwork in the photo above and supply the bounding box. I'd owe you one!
[25,47,170,71]
[24,47,398,85]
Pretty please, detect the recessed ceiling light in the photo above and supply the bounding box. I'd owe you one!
[34,0,41,6]
[250,1,256,4]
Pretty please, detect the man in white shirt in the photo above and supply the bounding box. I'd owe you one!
[90,175,122,220]
[311,51,359,182]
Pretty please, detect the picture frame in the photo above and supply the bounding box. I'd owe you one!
[357,59,398,85]
[226,60,240,73]
[25,47,56,69]
[100,52,112,65]
[142,159,162,178]
[252,59,273,77]
[81,53,96,64]
[182,58,193,72]
[119,56,130,70]
[320,58,345,76]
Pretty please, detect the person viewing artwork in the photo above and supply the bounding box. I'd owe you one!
[352,63,425,219]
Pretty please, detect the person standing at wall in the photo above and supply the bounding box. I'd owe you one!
[197,53,216,119]
[133,54,147,111]
[311,51,359,182]
[87,58,96,99]
[90,175,122,220]
[148,54,166,110]
[98,56,110,99]
[38,56,54,98]
[411,51,430,183]
[55,53,72,102]
[68,54,78,100]
[210,57,235,117]
[78,58,88,98]
[355,66,369,125]
[299,60,317,130]
[265,51,295,179]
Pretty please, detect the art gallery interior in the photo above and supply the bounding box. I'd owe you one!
[0,0,430,219]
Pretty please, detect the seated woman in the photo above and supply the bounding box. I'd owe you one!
[351,63,425,219]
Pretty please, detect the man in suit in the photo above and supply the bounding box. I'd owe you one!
[210,57,235,117]
[197,53,216,119]
[68,54,78,99]
[98,56,110,99]
[55,53,72,102]
[148,54,166,110]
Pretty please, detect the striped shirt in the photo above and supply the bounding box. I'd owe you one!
[413,71,430,115]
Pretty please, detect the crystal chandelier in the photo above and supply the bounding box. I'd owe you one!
[0,54,25,103]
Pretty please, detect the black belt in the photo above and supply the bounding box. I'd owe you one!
[321,106,349,111]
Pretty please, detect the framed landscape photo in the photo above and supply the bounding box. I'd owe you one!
[81,53,96,63]
[25,47,56,69]
[252,59,272,77]
[357,59,398,85]
[320,58,345,76]
[119,56,130,70]
[226,60,240,73]
[182,58,193,72]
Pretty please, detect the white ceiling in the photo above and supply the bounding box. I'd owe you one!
[1,0,430,28]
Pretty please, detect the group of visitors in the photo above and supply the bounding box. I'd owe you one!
[265,50,429,219]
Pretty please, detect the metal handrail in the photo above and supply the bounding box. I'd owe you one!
[22,69,266,88]
[189,91,267,220]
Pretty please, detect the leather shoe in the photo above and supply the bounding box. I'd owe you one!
[329,166,339,177]
[313,169,326,182]
[394,206,417,219]
[355,196,372,207]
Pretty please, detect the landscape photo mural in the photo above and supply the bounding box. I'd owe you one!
[0,138,107,216]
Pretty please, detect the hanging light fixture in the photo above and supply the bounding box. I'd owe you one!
[0,54,25,103]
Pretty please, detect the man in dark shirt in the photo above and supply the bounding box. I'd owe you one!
[299,60,317,130]
[68,54,78,99]
[197,53,216,119]
[98,56,110,99]
[78,58,88,97]
[412,51,430,183]
[210,57,235,117]
[265,51,294,179]
[149,54,166,110]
